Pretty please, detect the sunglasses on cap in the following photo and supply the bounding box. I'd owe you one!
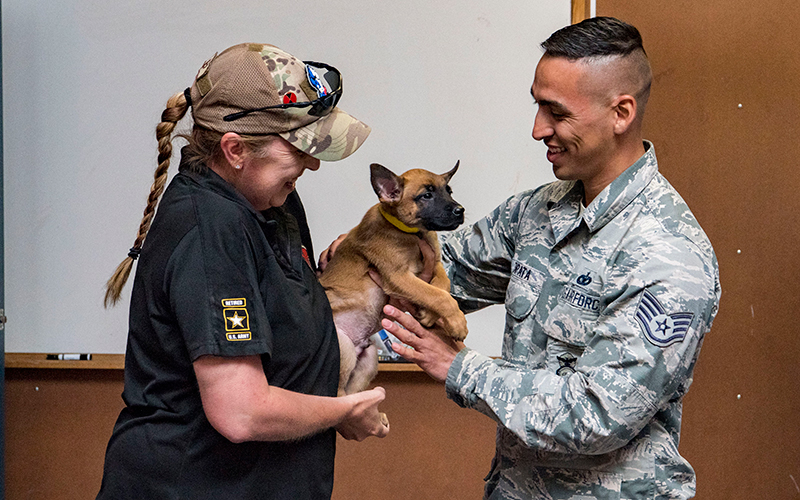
[223,61,342,122]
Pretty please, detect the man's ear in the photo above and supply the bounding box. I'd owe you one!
[219,132,246,167]
[370,163,404,202]
[611,94,638,135]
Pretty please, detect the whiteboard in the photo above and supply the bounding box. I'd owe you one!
[2,0,568,355]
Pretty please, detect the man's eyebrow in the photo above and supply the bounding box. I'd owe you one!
[530,89,558,107]
[531,94,568,113]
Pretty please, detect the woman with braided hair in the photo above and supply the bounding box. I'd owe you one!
[97,43,387,500]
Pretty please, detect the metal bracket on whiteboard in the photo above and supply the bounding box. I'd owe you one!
[0,309,6,330]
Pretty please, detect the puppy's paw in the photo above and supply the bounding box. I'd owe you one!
[415,308,439,328]
[443,312,469,341]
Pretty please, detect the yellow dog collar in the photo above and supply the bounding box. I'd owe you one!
[379,206,419,234]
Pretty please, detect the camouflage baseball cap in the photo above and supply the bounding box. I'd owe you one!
[188,43,370,161]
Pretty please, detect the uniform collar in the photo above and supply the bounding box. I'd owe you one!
[548,141,658,243]
[177,151,307,275]
[178,149,267,224]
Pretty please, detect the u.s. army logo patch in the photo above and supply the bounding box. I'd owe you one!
[635,290,693,347]
[222,298,251,341]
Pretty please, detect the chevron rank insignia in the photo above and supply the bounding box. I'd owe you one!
[635,289,694,347]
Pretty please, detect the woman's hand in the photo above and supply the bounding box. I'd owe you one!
[317,233,348,275]
[335,387,390,441]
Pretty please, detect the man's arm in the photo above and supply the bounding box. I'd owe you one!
[384,240,719,455]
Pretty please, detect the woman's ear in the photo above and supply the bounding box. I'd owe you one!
[219,132,245,168]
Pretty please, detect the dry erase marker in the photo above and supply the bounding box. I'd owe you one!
[46,353,92,361]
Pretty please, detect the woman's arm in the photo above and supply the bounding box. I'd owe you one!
[194,354,389,443]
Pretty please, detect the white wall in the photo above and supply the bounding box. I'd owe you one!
[2,0,568,355]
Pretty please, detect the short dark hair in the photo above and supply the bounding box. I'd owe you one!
[541,17,646,59]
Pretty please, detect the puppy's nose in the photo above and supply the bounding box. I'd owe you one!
[453,205,465,217]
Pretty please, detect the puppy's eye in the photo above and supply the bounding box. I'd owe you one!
[421,192,434,200]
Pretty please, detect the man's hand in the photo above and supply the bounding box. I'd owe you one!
[380,304,465,383]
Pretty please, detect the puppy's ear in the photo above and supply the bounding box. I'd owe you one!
[370,163,404,202]
[442,160,460,184]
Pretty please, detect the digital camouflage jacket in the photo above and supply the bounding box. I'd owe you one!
[442,142,720,500]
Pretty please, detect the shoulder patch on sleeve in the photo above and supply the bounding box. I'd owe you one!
[635,289,694,348]
[222,298,251,341]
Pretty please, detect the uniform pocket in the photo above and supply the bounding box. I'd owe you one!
[538,467,622,500]
[494,466,622,500]
[505,278,538,320]
[535,266,605,347]
[538,301,592,347]
[505,259,547,320]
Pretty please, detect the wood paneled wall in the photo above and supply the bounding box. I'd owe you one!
[597,1,800,498]
[5,369,496,500]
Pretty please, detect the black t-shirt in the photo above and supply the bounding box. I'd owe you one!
[97,160,339,500]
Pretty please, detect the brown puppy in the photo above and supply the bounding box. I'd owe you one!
[319,162,468,396]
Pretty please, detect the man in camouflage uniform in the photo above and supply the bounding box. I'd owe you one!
[382,17,720,500]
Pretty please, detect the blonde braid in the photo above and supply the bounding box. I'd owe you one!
[104,91,189,307]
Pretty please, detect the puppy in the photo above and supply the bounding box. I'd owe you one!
[319,162,468,397]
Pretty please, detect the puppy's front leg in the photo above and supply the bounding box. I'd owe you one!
[415,260,452,327]
[428,261,451,294]
[382,271,468,341]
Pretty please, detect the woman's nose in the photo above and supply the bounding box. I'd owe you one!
[306,156,321,171]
